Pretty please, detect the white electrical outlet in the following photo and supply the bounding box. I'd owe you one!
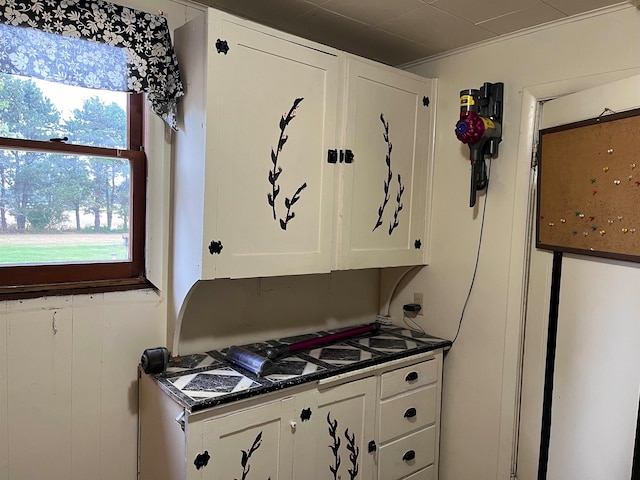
[413,292,424,316]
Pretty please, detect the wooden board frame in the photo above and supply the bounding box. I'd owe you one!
[537,108,640,262]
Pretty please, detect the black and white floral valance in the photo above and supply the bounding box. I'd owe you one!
[0,0,184,130]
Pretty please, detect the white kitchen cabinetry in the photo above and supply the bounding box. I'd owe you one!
[335,56,435,270]
[172,9,339,315]
[139,350,443,480]
[199,397,295,480]
[377,358,441,479]
[293,376,377,480]
[170,8,436,314]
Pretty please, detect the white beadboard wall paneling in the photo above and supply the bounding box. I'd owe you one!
[1,290,164,480]
[96,291,165,479]
[71,294,104,479]
[7,297,74,479]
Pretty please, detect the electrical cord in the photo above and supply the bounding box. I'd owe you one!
[403,311,426,334]
[451,158,492,345]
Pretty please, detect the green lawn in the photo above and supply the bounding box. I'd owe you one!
[0,234,129,265]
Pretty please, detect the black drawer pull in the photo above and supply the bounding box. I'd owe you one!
[368,440,377,453]
[405,371,418,382]
[404,407,417,418]
[402,450,416,462]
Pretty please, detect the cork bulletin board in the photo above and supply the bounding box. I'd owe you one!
[537,108,640,262]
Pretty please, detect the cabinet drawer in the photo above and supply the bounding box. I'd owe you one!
[379,385,436,442]
[380,359,437,399]
[378,426,435,480]
[401,465,435,480]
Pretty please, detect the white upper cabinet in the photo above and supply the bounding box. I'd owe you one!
[173,10,338,286]
[171,9,436,310]
[335,56,435,270]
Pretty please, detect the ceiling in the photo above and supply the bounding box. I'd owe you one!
[195,0,626,66]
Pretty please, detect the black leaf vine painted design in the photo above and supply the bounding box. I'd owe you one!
[345,428,360,480]
[327,413,360,480]
[235,431,270,480]
[267,98,307,231]
[373,114,393,232]
[373,114,405,236]
[389,174,404,235]
[327,413,341,480]
[280,182,307,230]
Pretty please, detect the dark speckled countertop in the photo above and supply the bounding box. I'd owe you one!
[152,324,451,413]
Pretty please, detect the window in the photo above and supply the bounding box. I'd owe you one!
[0,74,147,296]
[0,0,184,297]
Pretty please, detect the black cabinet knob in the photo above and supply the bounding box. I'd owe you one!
[405,371,418,382]
[194,450,210,470]
[402,450,416,462]
[368,440,377,453]
[208,240,223,255]
[300,407,312,421]
[404,407,417,418]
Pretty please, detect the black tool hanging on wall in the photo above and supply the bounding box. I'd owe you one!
[454,82,504,207]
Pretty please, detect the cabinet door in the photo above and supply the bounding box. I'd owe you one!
[336,57,436,269]
[293,377,377,480]
[207,12,339,279]
[200,398,295,480]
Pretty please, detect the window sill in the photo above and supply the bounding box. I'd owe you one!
[0,277,155,301]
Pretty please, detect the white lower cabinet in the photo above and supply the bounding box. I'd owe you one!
[294,376,377,480]
[201,398,295,480]
[377,354,441,480]
[138,351,443,480]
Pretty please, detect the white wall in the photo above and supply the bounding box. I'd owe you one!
[0,2,205,479]
[398,5,640,479]
[177,270,381,355]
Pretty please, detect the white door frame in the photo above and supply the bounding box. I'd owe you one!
[502,69,640,480]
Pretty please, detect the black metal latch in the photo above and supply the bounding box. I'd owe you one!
[327,149,355,164]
